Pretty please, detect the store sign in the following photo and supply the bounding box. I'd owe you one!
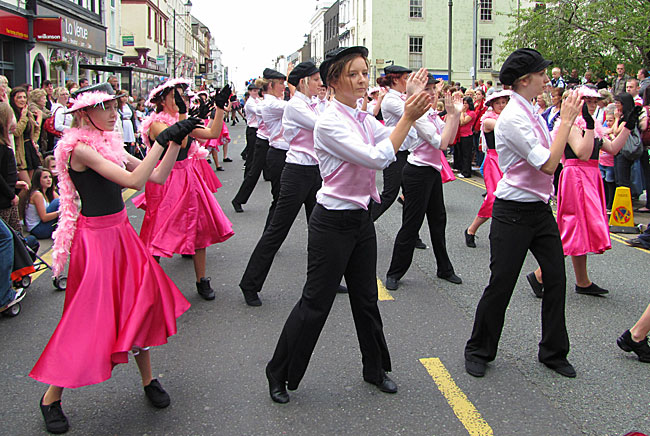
[34,18,62,41]
[156,55,166,67]
[0,10,28,40]
[122,35,134,47]
[37,6,107,56]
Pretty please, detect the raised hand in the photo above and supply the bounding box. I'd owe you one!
[623,105,643,131]
[581,101,595,130]
[405,68,429,97]
[403,91,431,122]
[174,89,187,114]
[443,92,461,115]
[559,91,583,127]
[213,84,231,109]
[155,117,204,148]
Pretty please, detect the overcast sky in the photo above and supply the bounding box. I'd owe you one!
[191,0,321,91]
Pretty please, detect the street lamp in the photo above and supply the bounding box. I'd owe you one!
[173,0,193,77]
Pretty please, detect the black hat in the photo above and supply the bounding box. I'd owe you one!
[247,83,259,90]
[499,48,552,86]
[263,68,286,80]
[384,65,412,75]
[427,73,440,85]
[288,61,320,87]
[319,46,369,87]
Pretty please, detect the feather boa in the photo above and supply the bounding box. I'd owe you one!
[550,115,606,142]
[140,111,208,159]
[52,127,127,276]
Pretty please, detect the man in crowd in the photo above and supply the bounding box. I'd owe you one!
[41,80,54,110]
[566,68,580,88]
[638,68,650,95]
[613,63,631,95]
[485,80,495,97]
[79,77,89,88]
[550,67,566,88]
[582,70,594,85]
[626,78,643,105]
[108,75,119,92]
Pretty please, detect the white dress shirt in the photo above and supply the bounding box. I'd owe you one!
[244,97,260,128]
[381,88,418,151]
[314,99,396,210]
[261,94,288,150]
[283,91,319,166]
[494,92,552,202]
[407,109,444,167]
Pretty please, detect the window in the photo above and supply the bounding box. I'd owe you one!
[410,0,423,18]
[480,38,493,69]
[409,36,423,69]
[480,0,492,21]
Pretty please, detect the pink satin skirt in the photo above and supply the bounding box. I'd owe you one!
[194,158,222,193]
[139,159,234,258]
[557,159,611,256]
[477,149,503,218]
[203,121,230,149]
[440,153,456,184]
[30,209,190,388]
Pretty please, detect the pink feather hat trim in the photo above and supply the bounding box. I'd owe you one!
[485,90,512,106]
[146,78,192,106]
[576,85,602,99]
[66,90,125,113]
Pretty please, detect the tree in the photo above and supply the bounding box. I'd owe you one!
[500,0,650,78]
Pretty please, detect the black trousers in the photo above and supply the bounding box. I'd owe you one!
[233,137,269,205]
[267,205,391,390]
[239,163,321,293]
[243,126,258,176]
[459,135,473,178]
[264,147,287,229]
[371,150,409,221]
[465,198,570,368]
[387,164,454,279]
[614,153,634,188]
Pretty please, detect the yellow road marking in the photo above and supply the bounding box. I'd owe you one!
[237,135,242,139]
[420,358,494,436]
[377,278,394,301]
[122,188,137,202]
[457,177,486,190]
[31,249,54,282]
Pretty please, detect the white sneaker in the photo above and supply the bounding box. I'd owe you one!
[457,174,466,178]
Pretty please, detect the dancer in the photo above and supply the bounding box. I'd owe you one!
[464,48,583,379]
[384,75,463,291]
[526,86,637,298]
[617,302,650,363]
[29,83,198,434]
[238,61,322,306]
[242,83,260,176]
[138,80,234,301]
[464,90,512,247]
[231,69,285,213]
[264,47,431,404]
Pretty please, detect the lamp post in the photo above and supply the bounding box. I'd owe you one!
[448,0,453,82]
[173,0,193,77]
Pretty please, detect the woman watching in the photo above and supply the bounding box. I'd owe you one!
[10,87,41,187]
[457,96,476,178]
[22,168,59,239]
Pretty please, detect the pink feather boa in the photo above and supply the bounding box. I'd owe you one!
[52,127,127,276]
[550,115,606,141]
[140,111,208,159]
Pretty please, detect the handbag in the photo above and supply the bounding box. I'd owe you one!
[621,127,643,160]
[641,106,650,148]
[43,107,63,138]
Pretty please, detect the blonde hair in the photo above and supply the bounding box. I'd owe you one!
[29,88,46,105]
[53,87,68,100]
[512,73,532,91]
[255,78,270,93]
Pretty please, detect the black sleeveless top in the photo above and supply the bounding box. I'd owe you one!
[69,167,125,217]
[564,137,601,161]
[484,131,496,150]
[159,141,190,161]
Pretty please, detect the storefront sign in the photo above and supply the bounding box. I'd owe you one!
[37,5,106,56]
[156,55,166,67]
[34,18,62,41]
[0,10,28,40]
[122,35,134,46]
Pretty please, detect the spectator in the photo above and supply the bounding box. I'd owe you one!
[472,88,487,167]
[600,104,617,210]
[627,78,643,105]
[485,80,495,97]
[42,155,59,193]
[41,80,54,110]
[21,168,59,239]
[50,87,72,146]
[65,80,77,92]
[536,91,550,113]
[107,75,119,92]
[638,68,650,95]
[0,75,9,102]
[117,89,136,155]
[613,63,631,95]
[613,93,647,191]
[582,70,594,85]
[550,67,566,88]
[28,89,51,155]
[0,102,26,232]
[595,73,609,90]
[78,77,89,88]
[19,83,32,94]
[10,87,41,186]
[566,68,580,88]
[542,87,563,130]
[595,89,613,123]
[457,96,476,179]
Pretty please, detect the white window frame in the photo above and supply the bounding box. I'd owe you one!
[408,36,424,70]
[479,38,493,70]
[480,0,493,21]
[409,0,424,19]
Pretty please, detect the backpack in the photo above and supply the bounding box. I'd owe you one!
[43,107,63,138]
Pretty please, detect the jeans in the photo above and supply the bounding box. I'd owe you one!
[30,198,60,239]
[0,219,15,307]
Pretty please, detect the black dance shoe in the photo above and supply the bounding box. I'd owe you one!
[266,365,289,403]
[384,276,399,291]
[144,379,171,408]
[364,373,398,394]
[526,272,544,298]
[196,277,215,300]
[242,289,262,306]
[542,361,576,378]
[575,283,609,296]
[437,272,462,284]
[223,157,233,162]
[464,228,476,248]
[336,285,348,293]
[465,359,487,378]
[415,238,428,250]
[40,394,69,434]
[617,330,650,363]
[231,199,244,213]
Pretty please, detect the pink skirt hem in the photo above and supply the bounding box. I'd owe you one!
[478,149,503,218]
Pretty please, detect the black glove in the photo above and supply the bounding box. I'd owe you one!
[156,118,203,148]
[624,106,643,131]
[198,100,211,119]
[188,105,200,117]
[174,89,187,114]
[582,102,594,130]
[212,85,231,110]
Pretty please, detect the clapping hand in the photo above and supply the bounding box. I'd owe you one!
[444,92,463,116]
[213,85,231,109]
[403,92,431,122]
[405,68,429,98]
[559,90,583,127]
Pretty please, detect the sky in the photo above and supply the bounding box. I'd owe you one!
[191,0,323,91]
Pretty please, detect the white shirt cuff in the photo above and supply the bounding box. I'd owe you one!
[527,144,551,170]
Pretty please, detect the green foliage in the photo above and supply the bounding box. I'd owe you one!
[500,0,650,78]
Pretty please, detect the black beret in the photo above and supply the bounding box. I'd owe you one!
[499,48,552,86]
[247,83,259,90]
[288,61,320,86]
[263,68,286,80]
[427,73,440,85]
[319,46,369,86]
[384,65,412,75]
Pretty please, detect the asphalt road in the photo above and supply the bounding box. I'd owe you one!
[2,121,649,436]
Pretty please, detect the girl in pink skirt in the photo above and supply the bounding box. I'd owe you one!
[138,80,234,301]
[30,83,200,434]
[203,106,231,172]
[464,90,511,247]
[528,86,640,297]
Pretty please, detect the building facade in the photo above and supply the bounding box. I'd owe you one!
[309,0,334,65]
[0,0,34,86]
[323,0,339,56]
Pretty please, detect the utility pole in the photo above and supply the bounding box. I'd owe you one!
[472,0,478,84]
[448,0,453,82]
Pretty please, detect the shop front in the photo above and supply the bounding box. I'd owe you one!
[0,7,32,86]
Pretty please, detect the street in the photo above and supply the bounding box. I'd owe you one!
[2,121,649,436]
